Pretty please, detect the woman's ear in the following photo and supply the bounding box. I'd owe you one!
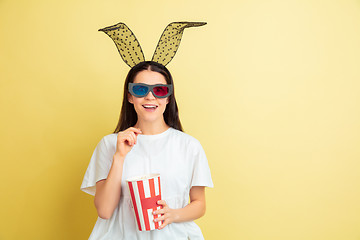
[128,92,134,104]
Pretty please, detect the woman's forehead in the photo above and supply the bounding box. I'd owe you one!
[133,70,167,84]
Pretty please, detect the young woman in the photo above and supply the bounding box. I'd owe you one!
[81,61,213,239]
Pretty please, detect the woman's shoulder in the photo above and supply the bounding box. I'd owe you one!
[98,132,118,146]
[169,128,202,147]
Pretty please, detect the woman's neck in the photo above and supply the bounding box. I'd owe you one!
[134,120,170,135]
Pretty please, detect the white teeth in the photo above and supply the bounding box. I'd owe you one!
[143,105,157,109]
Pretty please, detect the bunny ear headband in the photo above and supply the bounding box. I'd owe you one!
[98,21,206,68]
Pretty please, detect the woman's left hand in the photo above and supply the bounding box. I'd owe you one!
[153,200,179,230]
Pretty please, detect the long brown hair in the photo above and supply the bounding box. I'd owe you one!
[113,61,183,133]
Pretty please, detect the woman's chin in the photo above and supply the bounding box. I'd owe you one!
[138,114,161,123]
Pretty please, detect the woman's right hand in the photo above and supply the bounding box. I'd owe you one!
[115,127,142,158]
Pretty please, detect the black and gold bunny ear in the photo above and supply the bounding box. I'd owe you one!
[151,22,207,66]
[99,22,145,68]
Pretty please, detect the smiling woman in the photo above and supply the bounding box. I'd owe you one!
[80,60,213,239]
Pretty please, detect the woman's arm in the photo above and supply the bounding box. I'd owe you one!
[94,127,141,219]
[153,186,206,229]
[94,153,124,219]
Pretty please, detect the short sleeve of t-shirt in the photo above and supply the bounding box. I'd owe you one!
[80,137,113,196]
[190,139,214,188]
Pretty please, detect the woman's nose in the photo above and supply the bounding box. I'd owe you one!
[144,90,156,100]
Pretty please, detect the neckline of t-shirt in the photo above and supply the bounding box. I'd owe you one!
[137,127,173,140]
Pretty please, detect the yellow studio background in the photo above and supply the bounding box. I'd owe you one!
[1,0,360,239]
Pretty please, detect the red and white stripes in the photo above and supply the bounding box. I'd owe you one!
[127,174,163,231]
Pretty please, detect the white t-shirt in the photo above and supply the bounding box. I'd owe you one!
[80,127,214,240]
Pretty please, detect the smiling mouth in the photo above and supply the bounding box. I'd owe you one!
[142,104,158,109]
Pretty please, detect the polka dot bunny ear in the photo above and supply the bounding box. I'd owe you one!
[99,22,145,68]
[151,22,207,66]
[99,21,206,68]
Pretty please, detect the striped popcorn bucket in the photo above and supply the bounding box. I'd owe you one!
[126,173,163,231]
